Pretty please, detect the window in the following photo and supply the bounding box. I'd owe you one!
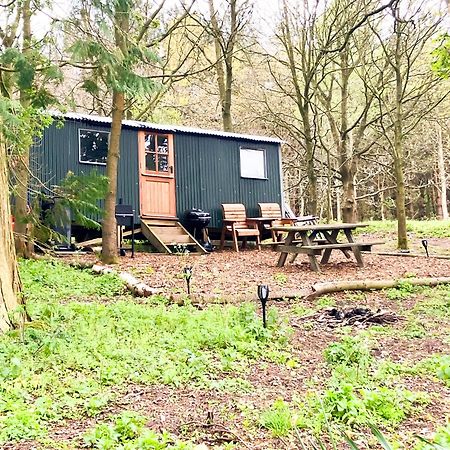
[240,148,266,179]
[144,133,170,173]
[79,129,109,165]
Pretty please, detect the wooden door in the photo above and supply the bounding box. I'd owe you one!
[138,131,176,218]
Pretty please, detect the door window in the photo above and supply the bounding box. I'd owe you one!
[144,133,170,173]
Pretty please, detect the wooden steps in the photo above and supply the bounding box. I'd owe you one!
[140,217,207,254]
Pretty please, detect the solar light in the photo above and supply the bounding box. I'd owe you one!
[184,266,193,295]
[421,239,429,257]
[257,284,270,328]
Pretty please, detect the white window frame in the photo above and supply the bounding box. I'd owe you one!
[78,128,110,165]
[240,147,267,179]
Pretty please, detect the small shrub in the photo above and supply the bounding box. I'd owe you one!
[273,272,288,284]
[386,280,419,300]
[436,357,450,386]
[83,412,192,449]
[324,335,372,371]
[260,399,297,437]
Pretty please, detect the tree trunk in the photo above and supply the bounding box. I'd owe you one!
[101,4,129,264]
[436,122,449,219]
[335,184,342,221]
[222,61,233,131]
[13,152,32,258]
[208,0,234,132]
[0,131,26,333]
[280,1,317,215]
[340,157,357,222]
[394,26,408,250]
[393,134,407,248]
[302,109,317,215]
[13,0,33,258]
[338,52,357,223]
[326,147,333,222]
[101,90,124,264]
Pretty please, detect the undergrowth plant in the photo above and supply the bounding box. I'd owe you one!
[385,280,420,301]
[375,354,450,386]
[0,259,291,444]
[259,399,296,437]
[83,412,193,449]
[260,334,429,438]
[20,258,126,302]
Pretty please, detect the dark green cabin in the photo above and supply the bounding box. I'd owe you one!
[34,112,283,232]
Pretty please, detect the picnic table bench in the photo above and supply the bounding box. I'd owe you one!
[271,223,384,272]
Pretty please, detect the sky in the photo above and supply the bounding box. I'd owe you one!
[26,0,450,42]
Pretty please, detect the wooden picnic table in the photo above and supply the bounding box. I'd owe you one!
[271,223,383,272]
[247,216,318,242]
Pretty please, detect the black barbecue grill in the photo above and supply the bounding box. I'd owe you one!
[184,208,213,251]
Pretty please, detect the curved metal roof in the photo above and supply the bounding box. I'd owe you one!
[52,111,282,144]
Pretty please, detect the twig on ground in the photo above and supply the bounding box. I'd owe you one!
[179,421,251,449]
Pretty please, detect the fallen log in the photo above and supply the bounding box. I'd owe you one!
[91,264,160,297]
[278,276,450,301]
[169,293,246,306]
[65,260,96,269]
[165,277,450,305]
[370,251,450,260]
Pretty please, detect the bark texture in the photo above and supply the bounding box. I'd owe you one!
[305,277,450,300]
[101,90,124,264]
[12,0,33,258]
[436,123,449,220]
[92,264,160,297]
[0,132,26,333]
[101,6,129,264]
[393,29,408,250]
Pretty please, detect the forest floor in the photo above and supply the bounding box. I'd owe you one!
[114,234,450,300]
[2,232,450,450]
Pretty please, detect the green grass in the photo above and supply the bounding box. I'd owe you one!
[83,412,194,449]
[3,259,449,447]
[412,285,450,318]
[361,219,450,238]
[0,259,291,444]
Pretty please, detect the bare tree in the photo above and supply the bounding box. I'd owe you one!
[260,0,325,215]
[199,0,253,132]
[368,1,446,248]
[313,0,390,222]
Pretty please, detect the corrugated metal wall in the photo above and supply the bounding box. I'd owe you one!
[32,118,282,230]
[32,120,140,223]
[174,133,282,229]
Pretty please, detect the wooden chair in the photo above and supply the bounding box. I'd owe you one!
[220,203,261,252]
[258,202,318,242]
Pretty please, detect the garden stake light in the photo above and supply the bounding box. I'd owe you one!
[257,284,270,328]
[184,266,193,295]
[421,239,429,257]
